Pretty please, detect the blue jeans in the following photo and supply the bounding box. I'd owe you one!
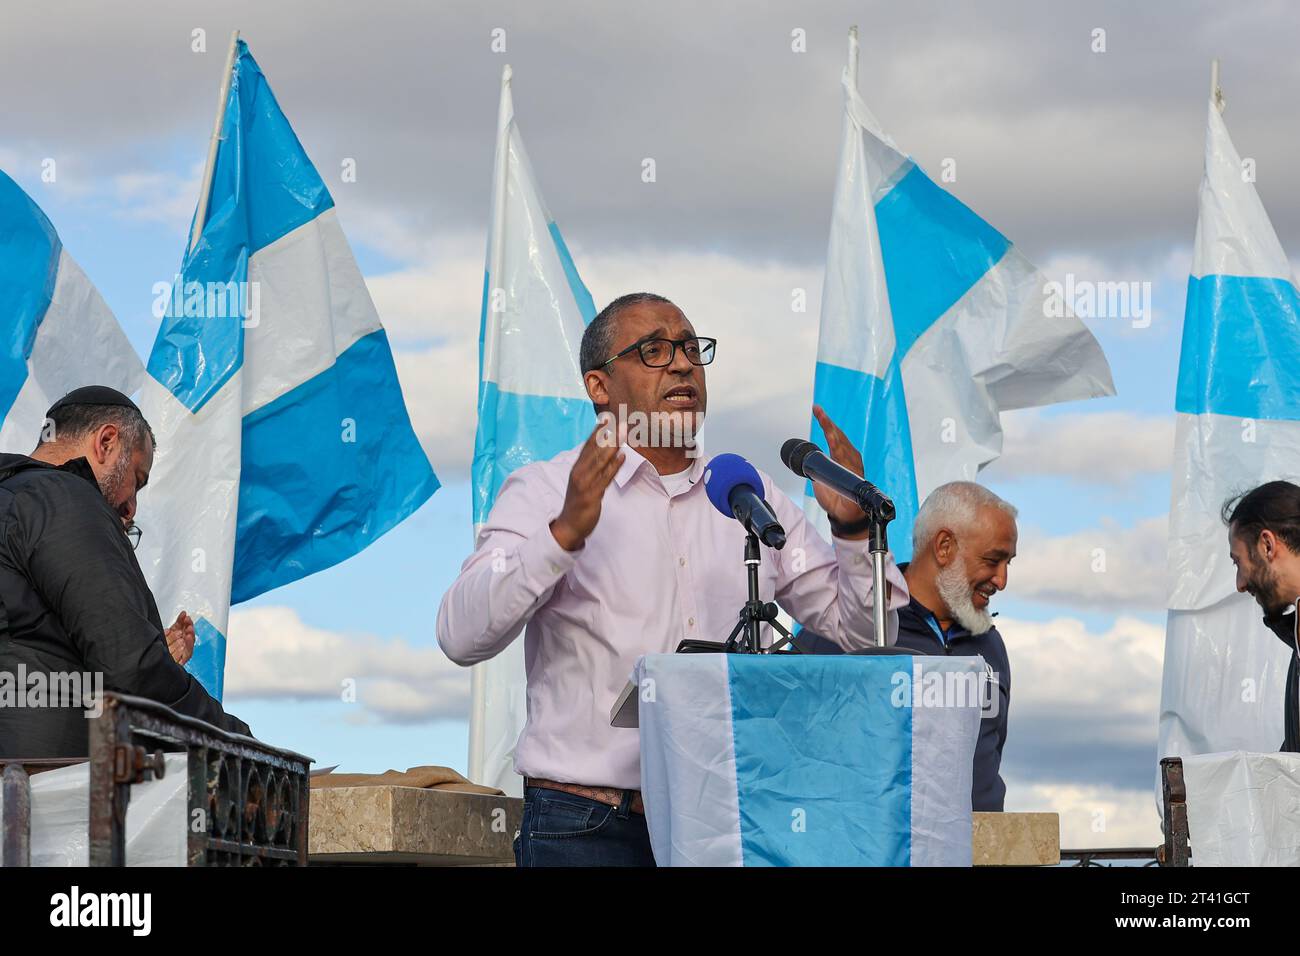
[514,786,657,867]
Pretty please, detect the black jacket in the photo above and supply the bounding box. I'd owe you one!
[1261,602,1300,753]
[892,586,1011,813]
[0,453,251,757]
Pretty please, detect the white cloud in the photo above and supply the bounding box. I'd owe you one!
[110,161,203,234]
[390,342,478,481]
[1006,779,1162,850]
[984,408,1174,484]
[223,605,470,724]
[1002,614,1165,735]
[996,614,1165,799]
[1011,515,1169,609]
[0,148,102,201]
[366,245,825,483]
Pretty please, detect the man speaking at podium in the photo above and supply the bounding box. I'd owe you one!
[437,292,908,867]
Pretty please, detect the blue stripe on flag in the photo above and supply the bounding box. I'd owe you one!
[808,163,1008,558]
[472,381,595,525]
[215,42,333,255]
[726,655,913,866]
[230,328,439,602]
[146,40,335,414]
[1176,274,1300,421]
[0,171,62,421]
[548,222,597,324]
[875,165,1011,355]
[188,616,228,700]
[810,360,921,563]
[145,256,250,414]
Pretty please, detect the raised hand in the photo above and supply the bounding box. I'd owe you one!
[811,404,870,527]
[549,418,626,551]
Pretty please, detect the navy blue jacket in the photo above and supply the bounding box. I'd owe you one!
[892,581,1011,812]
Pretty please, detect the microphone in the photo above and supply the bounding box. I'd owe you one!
[780,438,896,521]
[703,454,787,550]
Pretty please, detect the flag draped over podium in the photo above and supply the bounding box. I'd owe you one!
[0,171,143,451]
[1159,95,1297,762]
[636,654,984,866]
[137,39,438,699]
[468,65,597,794]
[807,32,1115,558]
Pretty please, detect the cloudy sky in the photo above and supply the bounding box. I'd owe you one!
[6,0,1299,849]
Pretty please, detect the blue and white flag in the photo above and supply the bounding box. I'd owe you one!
[0,171,143,450]
[468,65,597,794]
[807,33,1114,557]
[635,653,984,866]
[1159,95,1296,761]
[137,41,438,698]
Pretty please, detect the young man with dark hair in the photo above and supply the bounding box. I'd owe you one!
[1223,480,1300,752]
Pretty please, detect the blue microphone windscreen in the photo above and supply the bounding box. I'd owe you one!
[703,453,763,519]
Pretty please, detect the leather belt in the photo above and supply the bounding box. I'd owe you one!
[525,776,645,815]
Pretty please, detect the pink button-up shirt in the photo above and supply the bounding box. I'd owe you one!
[436,442,909,790]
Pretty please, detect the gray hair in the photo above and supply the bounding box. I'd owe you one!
[579,292,675,374]
[913,481,1017,553]
[38,403,156,453]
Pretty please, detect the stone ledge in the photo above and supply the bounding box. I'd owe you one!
[308,789,1059,866]
[309,786,522,866]
[972,811,1060,866]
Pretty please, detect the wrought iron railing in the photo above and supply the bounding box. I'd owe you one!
[1059,757,1191,867]
[2,691,312,866]
[1060,847,1159,867]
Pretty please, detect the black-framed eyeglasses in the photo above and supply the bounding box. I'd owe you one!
[602,336,717,370]
[124,523,142,552]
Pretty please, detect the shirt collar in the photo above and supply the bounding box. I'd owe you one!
[5,454,100,488]
[613,444,708,489]
[56,456,99,487]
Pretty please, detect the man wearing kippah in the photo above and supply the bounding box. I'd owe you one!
[0,385,251,758]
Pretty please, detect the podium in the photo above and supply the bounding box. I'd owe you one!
[621,652,984,866]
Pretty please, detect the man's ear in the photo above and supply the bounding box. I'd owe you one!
[92,423,120,465]
[1260,528,1279,562]
[584,369,609,407]
[933,529,957,567]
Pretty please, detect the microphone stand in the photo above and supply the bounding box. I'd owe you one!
[869,508,892,649]
[681,498,892,656]
[721,531,794,654]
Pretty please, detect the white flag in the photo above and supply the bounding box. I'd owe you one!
[1159,95,1298,763]
[468,65,597,794]
[807,31,1115,555]
[0,170,142,451]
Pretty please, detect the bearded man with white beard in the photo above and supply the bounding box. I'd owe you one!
[894,482,1018,812]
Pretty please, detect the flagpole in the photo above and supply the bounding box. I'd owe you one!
[1210,58,1224,113]
[483,64,513,384]
[190,30,240,254]
[467,64,515,787]
[847,25,859,90]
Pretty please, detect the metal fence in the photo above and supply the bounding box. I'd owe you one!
[2,692,312,866]
[1059,757,1190,867]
